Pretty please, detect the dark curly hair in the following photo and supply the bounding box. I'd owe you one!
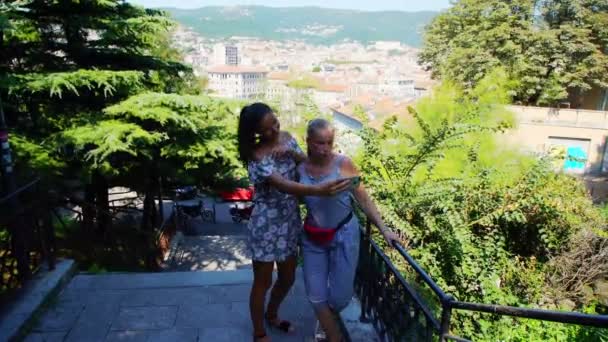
[237,102,273,163]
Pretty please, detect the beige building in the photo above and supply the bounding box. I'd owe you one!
[212,44,240,66]
[378,78,415,98]
[207,66,268,100]
[313,84,347,111]
[504,105,608,175]
[265,72,291,102]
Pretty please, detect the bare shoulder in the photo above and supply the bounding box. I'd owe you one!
[339,155,359,176]
[252,147,266,162]
[279,131,294,142]
[251,150,262,162]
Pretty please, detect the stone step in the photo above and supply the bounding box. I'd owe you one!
[340,297,381,342]
[165,235,251,272]
[67,268,255,290]
[28,269,317,342]
[190,222,248,236]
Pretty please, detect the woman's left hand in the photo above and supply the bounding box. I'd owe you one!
[272,145,306,163]
[381,229,400,247]
[271,145,293,159]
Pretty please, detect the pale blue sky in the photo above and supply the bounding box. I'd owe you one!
[129,0,451,12]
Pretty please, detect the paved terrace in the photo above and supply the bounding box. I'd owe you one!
[20,196,378,342]
[24,270,317,342]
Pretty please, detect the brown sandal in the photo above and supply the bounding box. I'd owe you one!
[253,332,268,341]
[266,316,295,334]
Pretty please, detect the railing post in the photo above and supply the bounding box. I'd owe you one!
[0,94,17,195]
[358,219,373,323]
[42,188,56,270]
[440,295,455,342]
[9,203,31,282]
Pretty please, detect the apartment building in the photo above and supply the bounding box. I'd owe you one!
[378,78,415,98]
[208,66,268,99]
[212,44,240,66]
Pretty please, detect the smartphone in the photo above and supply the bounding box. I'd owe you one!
[346,176,361,189]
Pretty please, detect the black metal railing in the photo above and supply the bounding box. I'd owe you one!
[355,221,608,342]
[0,178,56,303]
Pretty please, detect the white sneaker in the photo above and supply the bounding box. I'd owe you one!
[314,320,327,342]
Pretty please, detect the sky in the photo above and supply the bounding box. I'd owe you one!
[129,0,452,12]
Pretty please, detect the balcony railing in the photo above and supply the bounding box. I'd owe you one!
[355,221,608,342]
[0,178,56,303]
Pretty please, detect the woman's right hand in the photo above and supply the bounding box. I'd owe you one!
[315,178,351,196]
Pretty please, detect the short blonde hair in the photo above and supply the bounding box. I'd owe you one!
[306,118,334,138]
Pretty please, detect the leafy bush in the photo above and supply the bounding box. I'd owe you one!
[356,70,607,340]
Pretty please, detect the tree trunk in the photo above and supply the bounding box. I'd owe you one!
[157,175,164,224]
[93,172,110,235]
[140,168,157,232]
[82,182,96,232]
[141,191,154,232]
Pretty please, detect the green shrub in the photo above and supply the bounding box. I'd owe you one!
[356,70,607,340]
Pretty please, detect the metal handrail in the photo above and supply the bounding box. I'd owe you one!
[0,177,40,203]
[450,301,608,328]
[393,241,450,301]
[357,219,608,341]
[389,238,608,329]
[0,178,56,302]
[367,227,441,331]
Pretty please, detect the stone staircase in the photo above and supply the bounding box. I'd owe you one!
[23,221,319,341]
[23,216,380,341]
[164,234,251,272]
[24,270,316,342]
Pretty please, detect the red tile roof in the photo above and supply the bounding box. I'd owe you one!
[207,65,268,73]
[317,84,348,93]
[267,72,290,80]
[332,97,416,130]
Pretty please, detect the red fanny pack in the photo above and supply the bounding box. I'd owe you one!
[303,212,353,245]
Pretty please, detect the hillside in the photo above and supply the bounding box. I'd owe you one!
[162,6,437,47]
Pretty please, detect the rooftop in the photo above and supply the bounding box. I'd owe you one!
[267,71,290,81]
[317,83,348,93]
[207,65,268,74]
[332,96,415,130]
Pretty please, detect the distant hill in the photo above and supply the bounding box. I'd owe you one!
[162,6,437,47]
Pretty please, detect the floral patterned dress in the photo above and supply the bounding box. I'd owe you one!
[247,136,303,262]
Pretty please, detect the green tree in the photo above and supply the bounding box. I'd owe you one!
[353,104,369,125]
[419,0,608,106]
[287,75,320,89]
[1,1,239,237]
[61,93,243,230]
[2,0,184,232]
[312,66,321,72]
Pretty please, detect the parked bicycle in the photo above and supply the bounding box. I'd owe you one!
[171,186,215,235]
[218,187,254,223]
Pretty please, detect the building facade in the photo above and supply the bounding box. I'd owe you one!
[225,45,239,65]
[504,105,608,175]
[208,66,268,99]
[378,78,415,98]
[212,44,240,66]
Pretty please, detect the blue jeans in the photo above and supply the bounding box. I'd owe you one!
[301,216,360,313]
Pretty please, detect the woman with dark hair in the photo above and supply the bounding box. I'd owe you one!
[238,103,350,342]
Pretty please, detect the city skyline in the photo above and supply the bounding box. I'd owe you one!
[129,0,451,12]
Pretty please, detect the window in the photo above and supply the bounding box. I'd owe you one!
[548,137,590,174]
